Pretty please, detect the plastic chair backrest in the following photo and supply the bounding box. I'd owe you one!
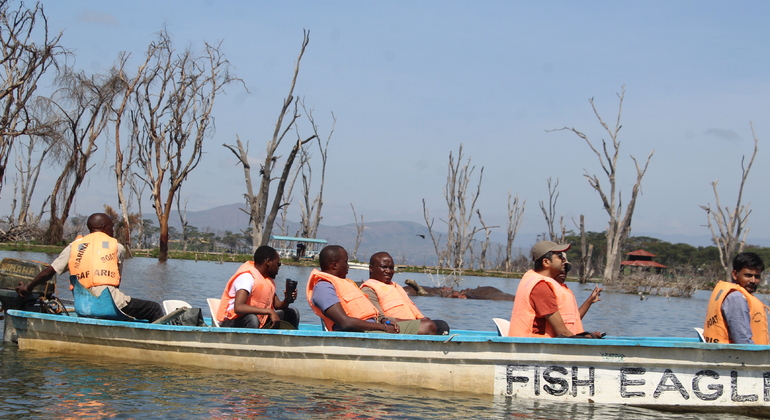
[207,298,221,327]
[162,299,192,315]
[694,327,706,342]
[69,275,132,321]
[492,318,510,337]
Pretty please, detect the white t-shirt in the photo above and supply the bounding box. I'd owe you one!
[225,272,256,313]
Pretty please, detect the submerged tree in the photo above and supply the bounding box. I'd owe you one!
[423,144,483,271]
[43,67,122,244]
[224,31,333,250]
[503,192,525,272]
[550,86,654,283]
[133,29,238,262]
[700,124,759,282]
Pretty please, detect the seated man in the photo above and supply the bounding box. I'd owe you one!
[16,213,163,322]
[216,245,299,329]
[360,251,450,335]
[703,252,768,344]
[307,245,421,334]
[508,241,603,338]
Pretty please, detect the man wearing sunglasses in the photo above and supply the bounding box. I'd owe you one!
[508,240,603,338]
[703,252,768,344]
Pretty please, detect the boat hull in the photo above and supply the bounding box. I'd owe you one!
[7,309,770,415]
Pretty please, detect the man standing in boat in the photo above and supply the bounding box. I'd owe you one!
[703,252,769,344]
[360,251,450,335]
[508,240,604,338]
[307,245,421,333]
[16,213,164,322]
[215,245,299,329]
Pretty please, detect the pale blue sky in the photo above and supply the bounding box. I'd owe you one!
[13,1,770,246]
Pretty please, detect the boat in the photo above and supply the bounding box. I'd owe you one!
[4,308,770,416]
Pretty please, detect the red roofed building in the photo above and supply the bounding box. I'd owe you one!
[620,249,667,275]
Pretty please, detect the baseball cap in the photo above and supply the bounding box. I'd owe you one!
[531,241,571,261]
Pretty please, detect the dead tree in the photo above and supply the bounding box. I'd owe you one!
[476,210,498,271]
[422,199,445,267]
[549,86,653,283]
[297,102,333,241]
[133,29,238,262]
[539,177,566,242]
[223,31,317,250]
[0,0,65,196]
[423,144,483,271]
[700,124,759,281]
[10,124,55,226]
[43,67,121,244]
[351,203,364,261]
[504,192,525,272]
[111,51,154,250]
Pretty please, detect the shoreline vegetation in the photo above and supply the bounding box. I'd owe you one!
[7,243,770,295]
[0,242,533,279]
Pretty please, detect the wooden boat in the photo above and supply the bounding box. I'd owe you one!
[5,308,770,416]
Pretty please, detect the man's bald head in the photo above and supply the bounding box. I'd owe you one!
[87,213,114,236]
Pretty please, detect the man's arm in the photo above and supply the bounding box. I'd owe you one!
[233,289,281,325]
[323,302,397,333]
[16,266,57,297]
[273,288,297,310]
[579,286,603,319]
[544,311,575,337]
[360,286,387,319]
[722,292,754,344]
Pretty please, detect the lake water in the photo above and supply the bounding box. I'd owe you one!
[0,250,765,419]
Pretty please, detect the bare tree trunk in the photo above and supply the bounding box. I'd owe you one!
[578,214,595,284]
[504,192,525,272]
[422,199,445,267]
[700,124,758,281]
[351,203,364,261]
[549,86,653,283]
[297,104,333,241]
[539,178,560,241]
[12,135,51,225]
[442,144,482,271]
[476,210,498,271]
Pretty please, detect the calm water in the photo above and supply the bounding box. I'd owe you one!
[1,250,766,419]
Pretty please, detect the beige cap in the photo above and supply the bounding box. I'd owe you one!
[531,240,571,261]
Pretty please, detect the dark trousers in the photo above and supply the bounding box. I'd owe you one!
[122,297,164,323]
[221,307,300,329]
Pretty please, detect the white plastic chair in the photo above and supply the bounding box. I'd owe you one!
[162,299,192,315]
[207,298,221,327]
[694,327,705,342]
[493,318,510,337]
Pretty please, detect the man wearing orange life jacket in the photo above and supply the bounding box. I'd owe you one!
[306,245,421,334]
[703,252,769,344]
[16,213,163,322]
[216,245,299,329]
[508,241,604,339]
[360,251,449,335]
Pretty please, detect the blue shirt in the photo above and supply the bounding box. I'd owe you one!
[722,291,754,344]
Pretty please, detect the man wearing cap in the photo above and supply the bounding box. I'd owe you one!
[508,240,603,338]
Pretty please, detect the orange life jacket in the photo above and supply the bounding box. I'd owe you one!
[306,269,379,331]
[508,269,584,337]
[68,232,120,289]
[703,281,769,344]
[216,261,276,327]
[361,279,424,319]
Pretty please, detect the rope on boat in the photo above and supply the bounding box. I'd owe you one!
[443,333,459,343]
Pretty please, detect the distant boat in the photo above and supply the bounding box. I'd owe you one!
[5,309,770,416]
[347,262,369,271]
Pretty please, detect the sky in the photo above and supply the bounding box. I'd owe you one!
[8,1,770,247]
